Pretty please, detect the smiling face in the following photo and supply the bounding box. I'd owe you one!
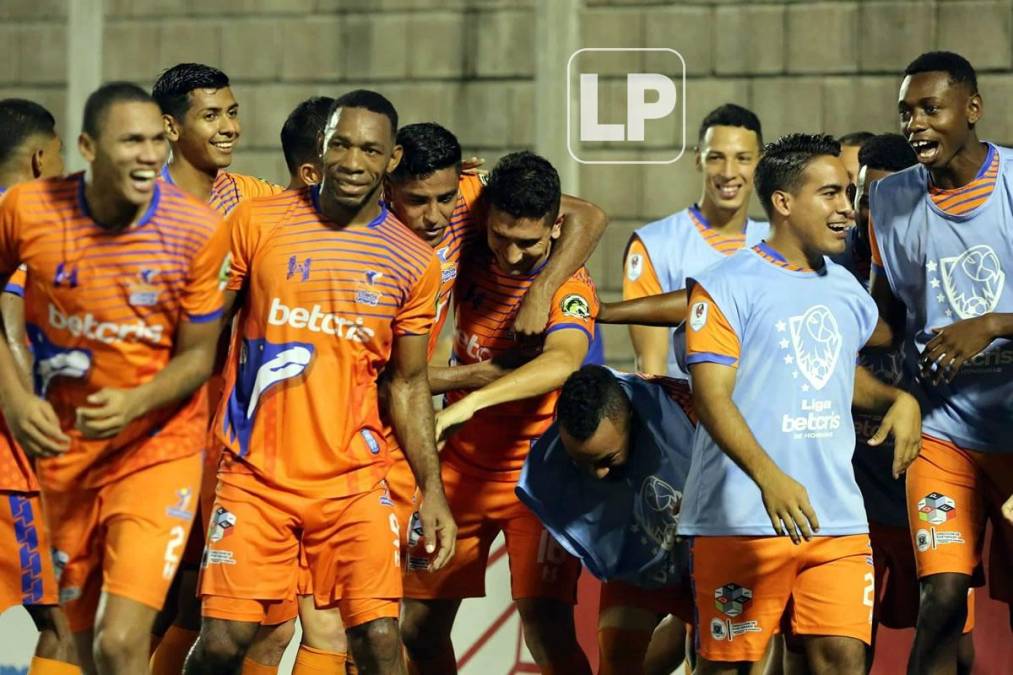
[386,166,460,247]
[79,100,168,207]
[486,206,560,276]
[320,106,401,211]
[776,155,855,258]
[165,87,240,172]
[898,71,981,170]
[697,124,761,212]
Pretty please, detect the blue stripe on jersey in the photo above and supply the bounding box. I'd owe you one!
[8,494,44,604]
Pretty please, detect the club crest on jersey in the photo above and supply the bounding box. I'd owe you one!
[356,270,383,306]
[287,255,312,282]
[127,269,160,307]
[782,305,842,391]
[561,293,591,319]
[218,253,233,290]
[437,246,457,283]
[937,245,1005,319]
[166,488,194,520]
[627,253,644,281]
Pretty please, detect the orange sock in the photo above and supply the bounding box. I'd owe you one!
[149,625,198,675]
[293,644,348,674]
[241,657,279,674]
[28,656,82,674]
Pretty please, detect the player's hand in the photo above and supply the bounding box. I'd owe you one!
[5,395,70,457]
[434,397,477,442]
[757,470,820,544]
[460,156,487,178]
[919,315,997,384]
[75,387,145,439]
[1003,494,1013,525]
[513,285,551,339]
[418,489,458,571]
[868,392,921,479]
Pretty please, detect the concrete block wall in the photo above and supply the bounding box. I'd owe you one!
[6,0,1012,370]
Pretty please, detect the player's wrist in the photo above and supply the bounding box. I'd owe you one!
[984,312,1013,339]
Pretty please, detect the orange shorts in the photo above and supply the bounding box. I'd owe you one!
[385,454,419,556]
[599,580,693,624]
[41,453,202,632]
[690,535,874,663]
[0,491,59,612]
[402,461,580,603]
[198,471,401,629]
[868,521,974,632]
[907,434,1013,604]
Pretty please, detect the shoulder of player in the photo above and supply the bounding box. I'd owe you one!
[225,171,285,199]
[636,208,691,238]
[157,182,225,233]
[375,211,441,276]
[3,175,78,212]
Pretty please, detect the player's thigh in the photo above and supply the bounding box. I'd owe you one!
[791,535,873,647]
[102,453,202,612]
[502,497,580,603]
[907,436,983,578]
[0,491,59,613]
[690,536,796,664]
[199,474,303,621]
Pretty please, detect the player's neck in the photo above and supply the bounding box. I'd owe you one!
[317,183,383,228]
[930,138,988,190]
[697,197,749,234]
[83,178,152,231]
[0,167,32,190]
[765,227,823,271]
[167,154,218,202]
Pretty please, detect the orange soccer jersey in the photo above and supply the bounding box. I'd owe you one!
[159,166,284,217]
[213,187,440,498]
[443,257,598,482]
[0,174,228,490]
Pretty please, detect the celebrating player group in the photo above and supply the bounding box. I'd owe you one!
[0,48,1010,675]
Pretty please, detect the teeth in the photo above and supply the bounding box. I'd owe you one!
[131,170,156,180]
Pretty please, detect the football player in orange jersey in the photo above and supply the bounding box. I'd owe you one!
[0,83,228,674]
[185,90,455,675]
[0,98,80,675]
[152,63,282,212]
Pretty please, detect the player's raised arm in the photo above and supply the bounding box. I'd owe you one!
[387,332,457,571]
[512,193,608,338]
[597,288,688,327]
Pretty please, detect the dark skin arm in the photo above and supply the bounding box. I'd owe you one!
[920,312,1013,384]
[76,319,220,439]
[387,333,457,570]
[512,195,608,337]
[852,365,921,478]
[597,289,688,327]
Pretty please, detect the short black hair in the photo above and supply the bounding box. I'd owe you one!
[858,133,918,173]
[754,133,841,218]
[837,131,874,148]
[388,122,462,184]
[698,103,763,146]
[0,99,57,166]
[557,366,632,441]
[82,82,156,139]
[905,51,978,94]
[280,96,335,174]
[152,63,231,120]
[327,89,398,138]
[484,151,561,224]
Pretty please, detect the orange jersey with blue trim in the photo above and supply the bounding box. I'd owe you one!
[160,166,284,217]
[0,174,228,490]
[444,254,598,482]
[214,187,441,497]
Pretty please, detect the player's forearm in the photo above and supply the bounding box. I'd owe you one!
[428,360,509,395]
[629,325,670,376]
[0,331,32,417]
[0,294,30,389]
[599,290,687,326]
[389,372,443,496]
[526,197,608,300]
[131,343,216,417]
[693,385,783,490]
[7,342,32,391]
[465,348,581,415]
[864,317,895,351]
[852,365,906,414]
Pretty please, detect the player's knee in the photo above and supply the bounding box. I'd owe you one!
[516,599,580,661]
[919,574,971,629]
[400,601,453,657]
[192,620,257,670]
[93,623,145,664]
[348,617,401,657]
[300,608,347,652]
[247,620,297,666]
[805,636,865,674]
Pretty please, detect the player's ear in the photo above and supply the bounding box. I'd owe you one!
[386,144,403,174]
[966,91,983,128]
[771,189,792,218]
[549,214,563,240]
[694,146,703,172]
[30,147,44,179]
[78,132,96,164]
[299,162,322,186]
[162,114,181,142]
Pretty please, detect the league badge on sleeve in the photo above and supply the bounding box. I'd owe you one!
[561,293,591,319]
[627,253,643,281]
[689,301,708,331]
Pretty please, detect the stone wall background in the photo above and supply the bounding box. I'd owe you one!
[3,0,1011,369]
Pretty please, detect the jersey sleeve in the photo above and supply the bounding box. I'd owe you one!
[225,202,257,293]
[3,265,26,296]
[181,216,229,322]
[0,188,22,279]
[457,173,487,232]
[685,284,741,368]
[394,252,441,337]
[546,270,598,343]
[622,235,663,299]
[236,174,285,199]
